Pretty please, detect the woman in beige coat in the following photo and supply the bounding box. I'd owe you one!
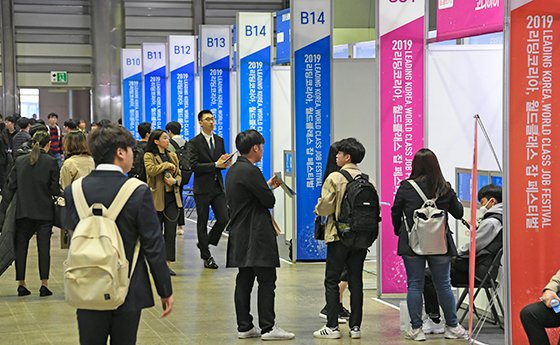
[144,129,182,275]
[60,130,95,189]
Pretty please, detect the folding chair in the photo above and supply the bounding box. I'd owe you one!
[455,248,505,329]
[182,186,196,218]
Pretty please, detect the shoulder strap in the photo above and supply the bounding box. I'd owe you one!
[483,212,503,225]
[169,139,180,151]
[408,180,429,202]
[106,179,145,221]
[338,169,354,183]
[71,177,89,219]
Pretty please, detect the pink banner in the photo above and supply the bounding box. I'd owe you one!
[379,13,425,293]
[437,0,503,41]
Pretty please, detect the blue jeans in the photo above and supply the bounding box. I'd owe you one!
[403,255,458,329]
[52,152,62,167]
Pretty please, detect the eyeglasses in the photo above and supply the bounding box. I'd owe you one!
[202,117,215,122]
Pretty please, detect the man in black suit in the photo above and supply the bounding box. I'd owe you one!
[189,110,231,269]
[64,124,173,345]
[226,129,294,341]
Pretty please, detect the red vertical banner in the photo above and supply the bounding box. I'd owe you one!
[509,1,560,343]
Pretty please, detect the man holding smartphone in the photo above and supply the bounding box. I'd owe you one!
[188,110,231,269]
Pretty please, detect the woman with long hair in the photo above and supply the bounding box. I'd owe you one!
[392,148,467,340]
[60,130,94,189]
[0,130,60,296]
[144,130,182,276]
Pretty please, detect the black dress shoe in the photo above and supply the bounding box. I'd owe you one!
[17,285,31,297]
[168,268,177,276]
[39,285,53,297]
[204,257,219,269]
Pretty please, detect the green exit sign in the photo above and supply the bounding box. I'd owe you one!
[50,71,68,84]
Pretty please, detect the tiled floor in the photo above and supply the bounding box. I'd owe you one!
[0,218,491,344]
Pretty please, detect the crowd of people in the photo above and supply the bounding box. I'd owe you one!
[0,109,555,344]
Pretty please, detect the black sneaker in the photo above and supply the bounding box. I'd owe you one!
[204,257,218,269]
[339,304,351,319]
[39,285,52,297]
[17,285,31,297]
[319,305,347,324]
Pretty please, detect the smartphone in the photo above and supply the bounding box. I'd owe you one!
[223,150,238,164]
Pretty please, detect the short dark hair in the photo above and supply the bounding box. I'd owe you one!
[145,130,168,154]
[198,109,213,122]
[118,118,122,125]
[64,119,77,130]
[137,122,152,139]
[16,117,30,129]
[37,119,46,125]
[88,124,135,165]
[236,129,265,155]
[5,115,15,123]
[165,121,181,135]
[30,123,47,137]
[29,118,37,126]
[478,184,502,203]
[97,119,111,127]
[336,138,365,164]
[47,112,58,119]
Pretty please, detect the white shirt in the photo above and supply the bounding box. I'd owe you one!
[201,131,215,151]
[96,164,123,174]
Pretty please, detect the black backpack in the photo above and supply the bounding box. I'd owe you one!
[129,141,147,182]
[169,139,192,186]
[335,170,381,249]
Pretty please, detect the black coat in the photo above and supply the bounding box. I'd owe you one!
[64,170,172,312]
[188,133,226,194]
[225,157,280,268]
[1,151,60,221]
[391,179,463,257]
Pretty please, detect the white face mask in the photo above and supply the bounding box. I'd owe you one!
[479,199,493,217]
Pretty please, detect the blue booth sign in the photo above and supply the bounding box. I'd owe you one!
[121,48,142,140]
[292,0,332,260]
[168,35,196,141]
[200,26,231,152]
[142,43,167,130]
[237,12,272,178]
[276,9,291,64]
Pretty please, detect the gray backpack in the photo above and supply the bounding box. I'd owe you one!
[403,180,448,255]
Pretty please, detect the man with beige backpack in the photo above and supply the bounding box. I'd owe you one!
[63,124,173,345]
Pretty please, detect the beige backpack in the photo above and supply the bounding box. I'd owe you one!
[64,177,144,310]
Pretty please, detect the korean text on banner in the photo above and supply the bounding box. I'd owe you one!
[122,49,142,140]
[142,43,167,130]
[292,0,331,261]
[436,0,503,41]
[238,12,272,178]
[169,35,196,141]
[509,1,560,343]
[200,26,231,152]
[379,0,425,293]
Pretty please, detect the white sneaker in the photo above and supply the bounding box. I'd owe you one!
[319,311,347,324]
[177,228,184,235]
[445,324,468,339]
[349,326,361,339]
[404,327,426,341]
[261,325,295,341]
[422,318,445,334]
[313,326,341,339]
[238,326,261,339]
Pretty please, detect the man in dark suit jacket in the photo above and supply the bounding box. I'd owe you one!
[188,110,231,269]
[226,129,294,341]
[64,124,173,345]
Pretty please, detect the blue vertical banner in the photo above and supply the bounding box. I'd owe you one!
[292,0,332,260]
[237,12,272,178]
[168,35,196,141]
[142,43,167,130]
[275,9,291,64]
[121,49,142,140]
[200,26,231,153]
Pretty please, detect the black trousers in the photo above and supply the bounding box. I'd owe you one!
[77,309,142,345]
[424,257,469,318]
[235,267,276,334]
[157,192,179,262]
[15,218,52,281]
[194,191,229,260]
[325,241,367,328]
[521,301,560,345]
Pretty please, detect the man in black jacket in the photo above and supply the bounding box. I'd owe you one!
[64,124,173,345]
[226,129,294,341]
[189,110,231,269]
